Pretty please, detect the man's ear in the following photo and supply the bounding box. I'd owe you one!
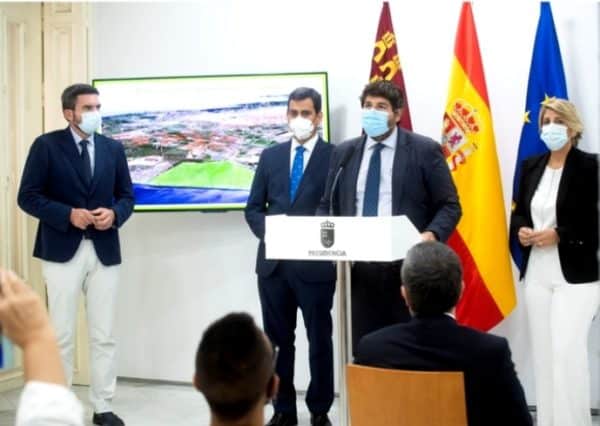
[401,285,414,315]
[267,374,280,400]
[393,107,403,124]
[315,111,323,126]
[193,373,201,392]
[401,285,408,304]
[63,109,74,123]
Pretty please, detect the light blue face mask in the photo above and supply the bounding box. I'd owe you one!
[540,122,569,151]
[79,111,102,135]
[362,109,390,138]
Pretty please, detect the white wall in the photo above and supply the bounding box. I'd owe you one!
[92,0,600,406]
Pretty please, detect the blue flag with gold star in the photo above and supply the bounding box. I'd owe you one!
[510,2,568,269]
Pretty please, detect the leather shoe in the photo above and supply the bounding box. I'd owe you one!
[311,414,332,426]
[266,412,298,426]
[93,412,125,426]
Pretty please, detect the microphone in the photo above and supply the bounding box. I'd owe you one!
[329,144,357,216]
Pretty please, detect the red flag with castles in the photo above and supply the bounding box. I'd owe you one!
[369,1,412,130]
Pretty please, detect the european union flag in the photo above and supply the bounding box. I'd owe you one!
[510,2,568,269]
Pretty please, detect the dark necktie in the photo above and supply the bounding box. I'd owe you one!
[362,143,384,216]
[289,146,305,201]
[79,140,92,186]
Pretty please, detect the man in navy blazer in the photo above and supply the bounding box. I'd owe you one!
[317,81,461,351]
[355,242,532,426]
[245,88,335,426]
[18,84,133,426]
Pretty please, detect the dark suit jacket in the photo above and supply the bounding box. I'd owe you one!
[355,315,532,426]
[510,147,599,283]
[18,127,134,266]
[317,127,461,242]
[244,138,335,282]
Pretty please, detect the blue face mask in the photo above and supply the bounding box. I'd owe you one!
[540,123,569,151]
[78,111,102,135]
[362,109,390,138]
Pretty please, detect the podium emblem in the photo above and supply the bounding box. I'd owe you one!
[320,220,335,248]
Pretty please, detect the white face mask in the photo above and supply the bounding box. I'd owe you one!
[289,117,315,142]
[540,122,569,151]
[78,111,102,135]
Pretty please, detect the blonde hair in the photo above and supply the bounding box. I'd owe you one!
[538,97,584,145]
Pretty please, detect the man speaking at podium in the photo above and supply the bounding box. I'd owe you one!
[245,88,335,426]
[318,80,461,351]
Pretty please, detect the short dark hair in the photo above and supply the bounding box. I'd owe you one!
[401,242,462,316]
[195,313,273,422]
[360,80,404,110]
[288,87,322,114]
[61,83,99,110]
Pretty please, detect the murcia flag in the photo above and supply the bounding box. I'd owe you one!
[369,1,412,130]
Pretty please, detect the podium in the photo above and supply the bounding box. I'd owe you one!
[265,215,420,426]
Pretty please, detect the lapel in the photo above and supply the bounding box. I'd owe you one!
[90,133,107,194]
[392,127,409,215]
[290,138,323,206]
[56,127,90,193]
[344,136,366,215]
[556,147,577,212]
[279,141,292,206]
[522,152,550,209]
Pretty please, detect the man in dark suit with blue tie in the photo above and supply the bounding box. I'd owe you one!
[245,88,335,426]
[18,84,133,426]
[355,242,532,426]
[318,81,461,352]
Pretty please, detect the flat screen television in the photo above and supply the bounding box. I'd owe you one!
[93,72,330,212]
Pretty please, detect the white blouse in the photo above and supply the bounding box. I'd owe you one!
[531,166,562,230]
[526,166,566,284]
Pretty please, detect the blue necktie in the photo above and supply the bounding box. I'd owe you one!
[79,140,92,186]
[290,146,305,201]
[362,143,384,216]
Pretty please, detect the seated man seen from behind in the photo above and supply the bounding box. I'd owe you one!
[194,312,279,426]
[354,241,532,426]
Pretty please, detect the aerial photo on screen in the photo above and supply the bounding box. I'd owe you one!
[94,73,329,211]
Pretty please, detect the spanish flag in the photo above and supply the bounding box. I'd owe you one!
[369,1,412,130]
[442,2,516,330]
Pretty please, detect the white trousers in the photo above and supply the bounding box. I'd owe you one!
[525,274,600,426]
[42,240,119,413]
